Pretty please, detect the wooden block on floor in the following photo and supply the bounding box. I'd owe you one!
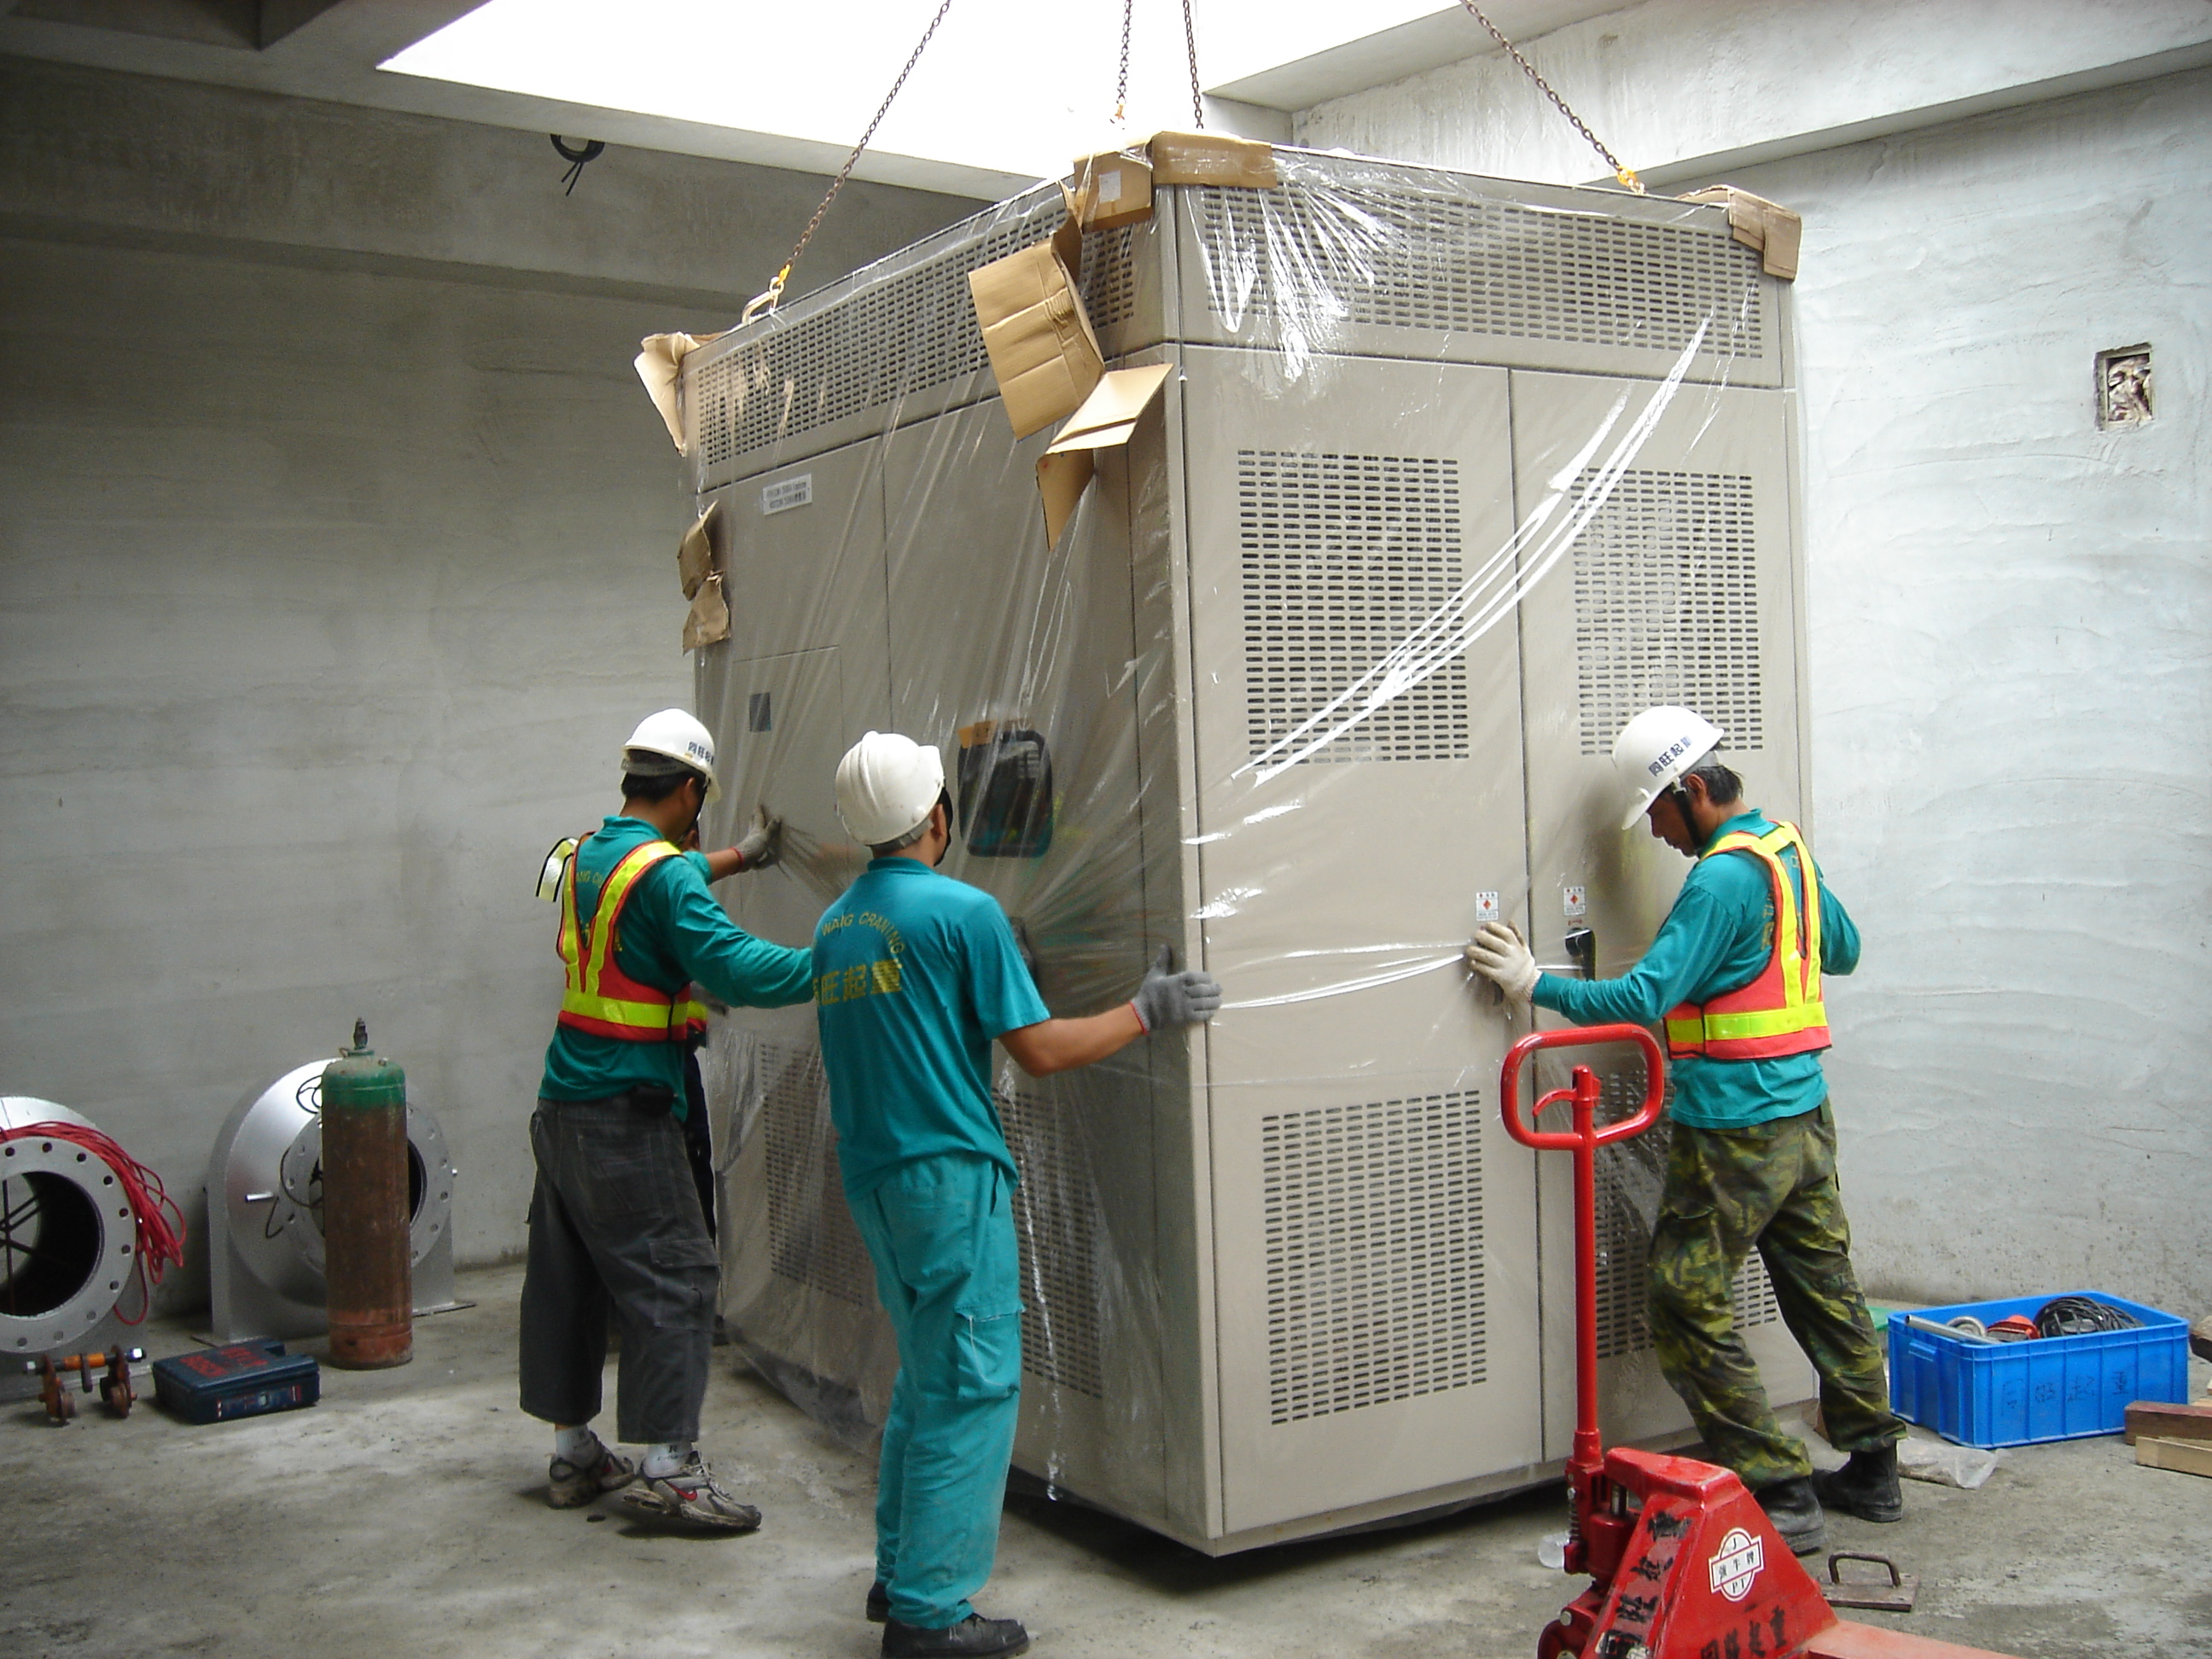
[2135,1435,2212,1477]
[2122,1400,2212,1444]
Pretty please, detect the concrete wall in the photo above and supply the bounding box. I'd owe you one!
[0,55,981,1299]
[1299,23,2212,1310]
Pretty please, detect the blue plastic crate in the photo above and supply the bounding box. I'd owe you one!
[1887,1290,2190,1448]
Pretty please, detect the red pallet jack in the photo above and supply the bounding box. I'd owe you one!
[1500,1025,2019,1659]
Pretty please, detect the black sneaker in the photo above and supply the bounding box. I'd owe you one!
[1813,1443,1904,1522]
[867,1581,890,1624]
[882,1613,1031,1658]
[1755,1475,1826,1556]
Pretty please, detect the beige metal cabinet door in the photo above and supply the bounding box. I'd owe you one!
[1178,345,1543,1533]
[696,439,889,953]
[881,397,1169,1525]
[1507,370,1816,1455]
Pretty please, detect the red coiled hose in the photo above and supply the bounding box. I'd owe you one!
[0,1121,189,1323]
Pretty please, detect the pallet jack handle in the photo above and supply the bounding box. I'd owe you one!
[1499,1025,1666,1537]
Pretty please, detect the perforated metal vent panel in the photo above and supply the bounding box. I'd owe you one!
[759,1042,873,1306]
[998,1088,1103,1398]
[1239,451,1472,764]
[1586,1077,1784,1360]
[692,214,1140,469]
[1079,224,1139,334]
[1572,470,1762,754]
[1261,1091,1487,1423]
[1196,187,1764,359]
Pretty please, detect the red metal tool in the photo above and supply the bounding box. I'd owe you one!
[1500,1025,2018,1659]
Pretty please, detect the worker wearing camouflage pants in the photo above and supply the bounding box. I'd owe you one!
[1647,1102,1897,1491]
[1468,706,1906,1555]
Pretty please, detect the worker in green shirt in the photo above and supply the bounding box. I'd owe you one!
[819,731,1221,1659]
[1466,706,1905,1556]
[521,708,809,1530]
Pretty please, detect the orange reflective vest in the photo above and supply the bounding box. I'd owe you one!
[555,835,704,1044]
[1663,820,1831,1062]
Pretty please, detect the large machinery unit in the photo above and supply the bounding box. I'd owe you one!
[675,148,1815,1554]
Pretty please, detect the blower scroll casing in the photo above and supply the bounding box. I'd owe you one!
[206,1061,458,1344]
[0,1096,142,1363]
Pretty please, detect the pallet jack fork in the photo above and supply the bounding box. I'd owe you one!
[1500,1025,2018,1659]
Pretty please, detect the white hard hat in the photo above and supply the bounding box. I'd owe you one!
[1611,706,1726,829]
[835,731,946,847]
[622,708,720,801]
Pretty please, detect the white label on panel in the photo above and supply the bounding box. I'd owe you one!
[1563,886,1587,919]
[1099,168,1122,199]
[1474,892,1500,924]
[761,474,813,515]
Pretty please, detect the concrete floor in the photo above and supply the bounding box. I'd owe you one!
[4,1263,2207,1659]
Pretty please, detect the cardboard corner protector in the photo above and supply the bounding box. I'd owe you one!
[1073,150,1154,230]
[1147,129,1277,189]
[969,235,1105,440]
[1680,185,1802,280]
[1037,364,1173,547]
[678,498,720,599]
[681,572,730,652]
[634,330,724,452]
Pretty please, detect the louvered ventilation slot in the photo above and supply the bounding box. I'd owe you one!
[759,1042,874,1306]
[1196,186,1764,358]
[691,208,1140,467]
[1585,1070,1783,1360]
[1239,451,1472,764]
[998,1088,1104,1398]
[1079,224,1140,333]
[1262,1091,1487,1424]
[1573,470,1762,754]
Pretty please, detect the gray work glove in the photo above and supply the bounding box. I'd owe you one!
[734,806,783,871]
[1465,920,1539,1001]
[1131,945,1222,1033]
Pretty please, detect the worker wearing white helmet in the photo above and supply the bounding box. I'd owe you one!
[818,731,1221,1659]
[1466,706,1903,1556]
[520,708,811,1535]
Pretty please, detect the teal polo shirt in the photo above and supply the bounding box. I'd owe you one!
[813,858,1051,1197]
[1534,808,1860,1131]
[539,816,814,1108]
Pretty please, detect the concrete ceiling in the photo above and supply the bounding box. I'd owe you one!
[0,0,1633,198]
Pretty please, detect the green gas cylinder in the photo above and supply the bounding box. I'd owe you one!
[320,1019,412,1369]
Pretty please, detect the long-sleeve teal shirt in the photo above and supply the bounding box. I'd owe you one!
[1533,808,1860,1130]
[539,815,814,1105]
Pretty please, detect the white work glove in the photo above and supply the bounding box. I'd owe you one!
[1131,945,1223,1032]
[733,807,783,871]
[1464,920,1539,1001]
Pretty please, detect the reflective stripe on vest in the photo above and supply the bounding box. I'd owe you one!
[1662,820,1832,1062]
[556,836,685,1043]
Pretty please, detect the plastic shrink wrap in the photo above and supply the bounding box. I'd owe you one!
[670,147,1817,1553]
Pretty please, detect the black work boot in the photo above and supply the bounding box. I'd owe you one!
[882,1613,1031,1658]
[1755,1475,1827,1556]
[1813,1443,1905,1522]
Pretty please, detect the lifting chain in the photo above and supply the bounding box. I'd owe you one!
[744,0,957,323]
[1115,0,1134,124]
[1456,1,1639,192]
[1116,0,1203,131]
[1181,0,1204,128]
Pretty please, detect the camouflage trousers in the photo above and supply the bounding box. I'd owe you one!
[1647,1100,1904,1490]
